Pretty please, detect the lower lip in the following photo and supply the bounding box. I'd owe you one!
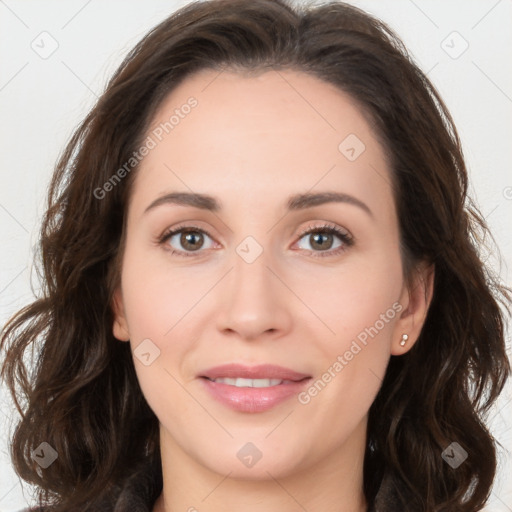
[199,377,311,413]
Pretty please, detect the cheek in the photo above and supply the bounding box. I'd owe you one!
[120,243,203,339]
[330,273,400,343]
[295,258,402,427]
[296,251,403,412]
[119,249,201,416]
[295,249,403,343]
[119,245,216,400]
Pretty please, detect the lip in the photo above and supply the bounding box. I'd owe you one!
[198,363,310,381]
[198,363,311,413]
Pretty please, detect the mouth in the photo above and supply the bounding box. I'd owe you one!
[200,376,309,387]
[198,362,311,382]
[197,363,312,413]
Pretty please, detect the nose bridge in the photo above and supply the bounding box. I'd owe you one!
[215,231,290,339]
[231,233,277,304]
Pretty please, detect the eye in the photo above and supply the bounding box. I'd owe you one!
[158,224,216,257]
[157,222,353,258]
[294,222,353,258]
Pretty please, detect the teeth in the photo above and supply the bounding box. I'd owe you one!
[210,377,285,387]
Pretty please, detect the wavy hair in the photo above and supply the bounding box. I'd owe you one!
[1,0,510,510]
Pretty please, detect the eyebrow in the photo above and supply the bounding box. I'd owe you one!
[143,191,373,217]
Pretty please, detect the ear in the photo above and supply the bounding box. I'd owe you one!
[111,287,130,342]
[391,261,435,355]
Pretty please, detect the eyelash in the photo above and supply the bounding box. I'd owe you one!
[157,222,354,258]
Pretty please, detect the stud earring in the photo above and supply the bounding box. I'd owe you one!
[399,334,409,347]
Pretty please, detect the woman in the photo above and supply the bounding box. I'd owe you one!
[1,0,510,511]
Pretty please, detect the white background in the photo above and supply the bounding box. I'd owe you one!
[0,0,511,510]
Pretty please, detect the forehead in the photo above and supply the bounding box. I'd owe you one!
[149,68,380,153]
[129,68,394,218]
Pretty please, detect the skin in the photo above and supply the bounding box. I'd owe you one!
[112,68,434,512]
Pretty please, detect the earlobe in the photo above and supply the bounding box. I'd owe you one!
[112,288,130,342]
[391,262,435,355]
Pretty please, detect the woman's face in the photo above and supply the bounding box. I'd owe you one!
[112,69,431,479]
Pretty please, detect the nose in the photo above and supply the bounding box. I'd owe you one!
[215,243,292,341]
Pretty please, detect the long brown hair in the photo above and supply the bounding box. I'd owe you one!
[1,1,510,510]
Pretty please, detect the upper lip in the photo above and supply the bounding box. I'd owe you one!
[199,363,311,382]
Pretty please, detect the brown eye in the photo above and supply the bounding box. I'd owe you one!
[179,230,204,251]
[295,224,353,257]
[307,232,335,250]
[159,226,215,256]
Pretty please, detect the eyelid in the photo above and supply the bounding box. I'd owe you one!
[296,222,351,240]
